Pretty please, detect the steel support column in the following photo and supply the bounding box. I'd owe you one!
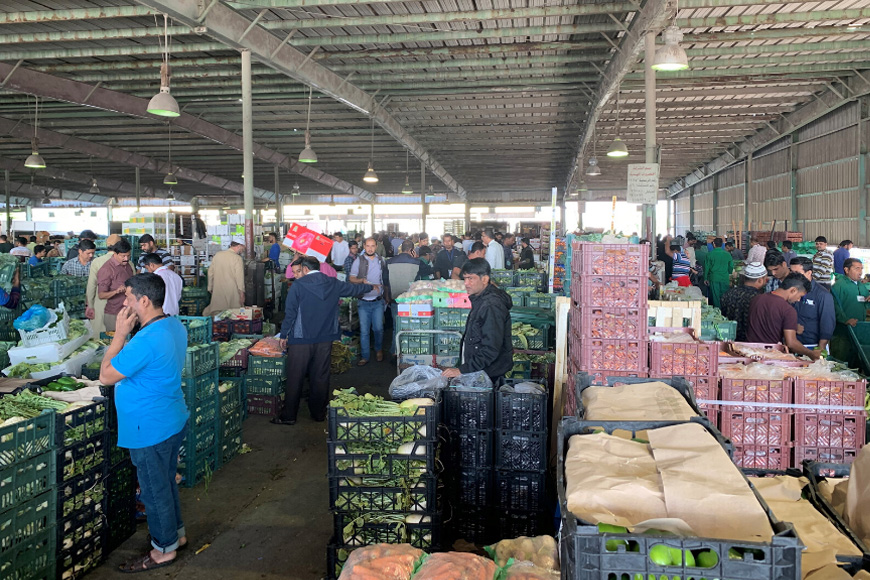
[643,30,657,247]
[4,170,9,236]
[135,167,140,211]
[242,49,254,260]
[275,166,284,236]
[859,98,868,246]
[421,163,427,233]
[744,154,752,234]
[790,134,799,233]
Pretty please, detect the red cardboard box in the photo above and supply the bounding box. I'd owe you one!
[284,223,334,262]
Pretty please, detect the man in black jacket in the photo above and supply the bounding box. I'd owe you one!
[442,258,514,382]
[273,256,375,425]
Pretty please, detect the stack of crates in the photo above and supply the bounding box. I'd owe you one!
[246,354,285,416]
[213,317,264,343]
[442,386,495,544]
[510,308,555,352]
[101,385,138,554]
[792,378,867,465]
[218,378,245,466]
[55,397,109,579]
[179,338,221,488]
[568,242,650,387]
[50,276,88,319]
[0,409,56,580]
[326,398,439,578]
[649,340,719,424]
[179,287,210,317]
[493,381,550,538]
[397,313,435,358]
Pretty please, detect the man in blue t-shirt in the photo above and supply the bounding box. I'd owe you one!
[100,273,190,573]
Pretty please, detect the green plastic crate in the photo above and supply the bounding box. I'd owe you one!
[20,261,50,279]
[182,370,219,403]
[218,430,243,467]
[491,270,515,287]
[0,449,55,513]
[434,307,469,330]
[183,342,220,378]
[178,441,217,489]
[505,360,532,380]
[248,355,286,377]
[512,323,552,351]
[0,526,55,580]
[516,270,545,288]
[245,374,284,396]
[399,333,434,355]
[526,293,557,310]
[434,334,461,356]
[179,316,213,345]
[188,394,219,432]
[0,489,56,556]
[0,410,55,470]
[397,316,435,332]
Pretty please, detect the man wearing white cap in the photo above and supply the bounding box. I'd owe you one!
[720,262,767,342]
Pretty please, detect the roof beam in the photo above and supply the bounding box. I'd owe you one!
[685,25,870,44]
[0,117,277,201]
[135,0,468,200]
[225,0,809,8]
[0,63,374,201]
[0,157,184,202]
[565,0,677,192]
[0,6,155,24]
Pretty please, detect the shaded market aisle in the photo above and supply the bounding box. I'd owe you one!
[89,348,398,580]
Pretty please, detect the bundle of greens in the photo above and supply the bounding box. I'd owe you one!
[218,339,254,364]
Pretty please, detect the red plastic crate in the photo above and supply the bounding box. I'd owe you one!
[247,394,282,416]
[220,347,249,369]
[793,446,860,466]
[571,276,647,309]
[794,412,867,449]
[577,307,647,340]
[574,243,650,276]
[720,377,793,405]
[793,378,867,408]
[650,373,717,420]
[720,410,793,446]
[578,338,649,374]
[733,444,791,470]
[650,341,719,377]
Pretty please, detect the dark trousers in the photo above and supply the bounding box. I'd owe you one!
[280,341,333,422]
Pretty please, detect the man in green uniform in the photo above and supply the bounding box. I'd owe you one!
[704,237,733,308]
[831,257,870,366]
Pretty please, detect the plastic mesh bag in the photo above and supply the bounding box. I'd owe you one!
[500,562,561,580]
[411,552,496,580]
[486,535,559,571]
[339,543,422,580]
[389,365,447,400]
[500,382,545,395]
[449,370,492,390]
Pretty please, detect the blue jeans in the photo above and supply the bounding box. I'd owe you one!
[357,299,384,361]
[130,424,187,553]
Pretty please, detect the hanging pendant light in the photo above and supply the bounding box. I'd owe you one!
[24,97,46,169]
[298,87,318,163]
[607,84,629,158]
[166,189,175,202]
[329,194,336,207]
[586,157,602,177]
[41,190,51,206]
[401,149,413,194]
[292,182,300,196]
[163,123,177,185]
[87,156,100,194]
[653,25,689,72]
[147,14,180,117]
[362,117,378,183]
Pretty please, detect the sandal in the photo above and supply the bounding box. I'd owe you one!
[357,359,368,366]
[119,553,176,574]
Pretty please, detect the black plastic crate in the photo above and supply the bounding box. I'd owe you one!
[445,506,495,545]
[57,499,104,553]
[328,403,438,445]
[57,464,105,519]
[495,429,547,471]
[575,372,706,422]
[329,475,437,513]
[332,511,440,550]
[496,382,548,431]
[444,428,493,470]
[57,433,108,484]
[54,398,108,448]
[326,541,348,580]
[557,417,799,580]
[496,509,552,540]
[442,387,494,430]
[494,469,547,512]
[328,440,435,480]
[106,460,137,510]
[57,531,105,580]
[445,467,492,507]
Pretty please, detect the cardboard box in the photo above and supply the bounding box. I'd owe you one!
[397,304,434,317]
[284,223,334,261]
[237,307,264,320]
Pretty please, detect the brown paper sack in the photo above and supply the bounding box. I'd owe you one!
[647,422,774,542]
[845,445,870,547]
[816,478,849,519]
[581,382,698,422]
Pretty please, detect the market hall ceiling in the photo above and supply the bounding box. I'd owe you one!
[0,0,868,205]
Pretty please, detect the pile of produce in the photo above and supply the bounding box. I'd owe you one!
[248,337,284,357]
[511,323,541,349]
[42,376,89,392]
[396,280,467,303]
[729,344,798,360]
[5,338,102,378]
[331,341,354,375]
[218,339,254,364]
[719,360,861,381]
[0,254,19,291]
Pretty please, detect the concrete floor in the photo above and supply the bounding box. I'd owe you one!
[91,338,400,580]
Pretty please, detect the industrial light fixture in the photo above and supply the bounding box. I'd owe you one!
[163,123,177,185]
[652,25,689,72]
[401,149,413,194]
[24,96,46,169]
[87,156,100,194]
[607,84,629,158]
[298,86,318,163]
[291,182,300,196]
[329,195,336,207]
[108,196,119,204]
[586,125,602,176]
[40,191,51,206]
[166,189,175,201]
[362,116,378,183]
[147,14,180,117]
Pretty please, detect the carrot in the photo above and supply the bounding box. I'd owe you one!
[340,544,422,580]
[412,552,496,580]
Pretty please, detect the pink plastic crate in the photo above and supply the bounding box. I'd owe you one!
[574,243,649,276]
[793,379,867,408]
[794,412,867,449]
[650,373,717,402]
[578,307,647,340]
[733,444,791,470]
[579,338,649,374]
[650,341,719,378]
[581,370,650,386]
[720,377,793,405]
[720,410,793,447]
[793,446,860,466]
[571,276,647,309]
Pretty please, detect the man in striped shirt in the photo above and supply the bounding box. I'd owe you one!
[812,236,835,290]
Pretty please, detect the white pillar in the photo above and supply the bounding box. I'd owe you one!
[242,49,255,259]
